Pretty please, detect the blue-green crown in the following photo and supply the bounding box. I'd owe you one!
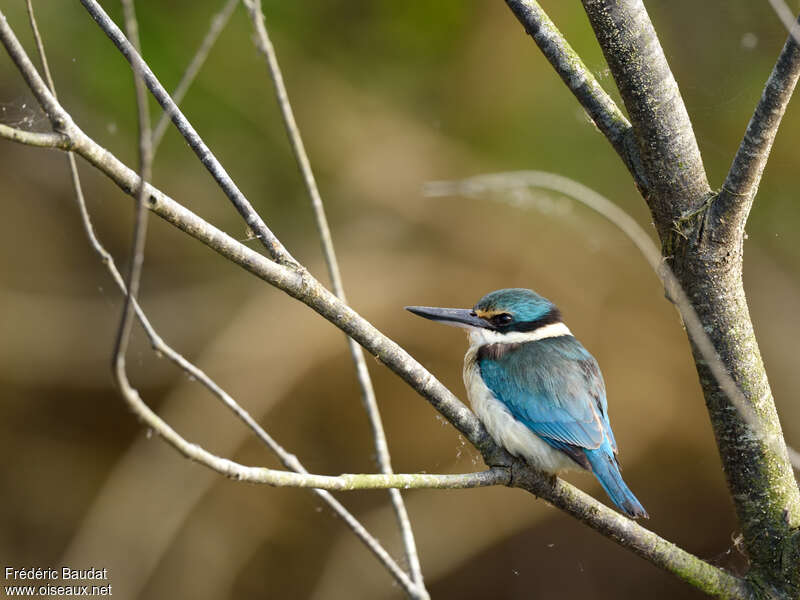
[474,288,561,331]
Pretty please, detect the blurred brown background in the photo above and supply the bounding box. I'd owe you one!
[1,1,798,598]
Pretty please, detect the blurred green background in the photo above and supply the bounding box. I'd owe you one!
[1,1,798,598]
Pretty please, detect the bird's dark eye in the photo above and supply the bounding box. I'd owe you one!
[490,313,513,326]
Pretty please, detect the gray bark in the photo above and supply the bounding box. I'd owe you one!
[580,1,800,596]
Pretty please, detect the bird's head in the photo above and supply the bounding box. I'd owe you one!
[406,288,561,334]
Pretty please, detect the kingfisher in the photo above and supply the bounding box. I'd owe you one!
[406,288,647,519]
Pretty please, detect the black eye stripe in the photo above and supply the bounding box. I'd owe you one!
[490,313,513,326]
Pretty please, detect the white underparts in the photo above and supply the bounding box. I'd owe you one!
[463,321,578,473]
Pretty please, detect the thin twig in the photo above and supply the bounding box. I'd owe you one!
[715,10,800,236]
[79,0,295,265]
[503,0,646,191]
[767,0,800,45]
[111,0,154,460]
[151,0,239,151]
[0,12,752,596]
[243,0,425,591]
[0,123,68,147]
[425,171,800,472]
[24,0,55,91]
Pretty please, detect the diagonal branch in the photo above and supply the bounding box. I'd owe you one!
[713,12,800,240]
[514,468,752,599]
[767,0,800,43]
[242,0,425,591]
[503,0,647,192]
[78,0,295,265]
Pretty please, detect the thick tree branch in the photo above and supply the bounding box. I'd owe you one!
[714,14,800,241]
[576,2,800,594]
[580,0,710,238]
[503,0,647,192]
[0,10,753,597]
[243,0,426,592]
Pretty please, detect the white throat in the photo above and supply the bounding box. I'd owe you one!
[467,321,572,348]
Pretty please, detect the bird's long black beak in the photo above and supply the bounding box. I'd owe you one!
[405,305,491,329]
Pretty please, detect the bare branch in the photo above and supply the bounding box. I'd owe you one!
[767,0,800,43]
[24,0,55,90]
[714,11,800,238]
[78,0,295,265]
[0,12,64,129]
[151,0,239,151]
[502,0,646,192]
[243,0,425,591]
[580,0,710,236]
[0,123,68,148]
[110,0,155,487]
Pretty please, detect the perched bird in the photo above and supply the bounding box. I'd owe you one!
[406,288,648,519]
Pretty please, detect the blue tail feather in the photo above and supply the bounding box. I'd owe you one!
[584,443,648,519]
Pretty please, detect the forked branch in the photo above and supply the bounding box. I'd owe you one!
[503,0,646,191]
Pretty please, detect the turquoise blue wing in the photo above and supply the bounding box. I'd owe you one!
[478,336,613,452]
